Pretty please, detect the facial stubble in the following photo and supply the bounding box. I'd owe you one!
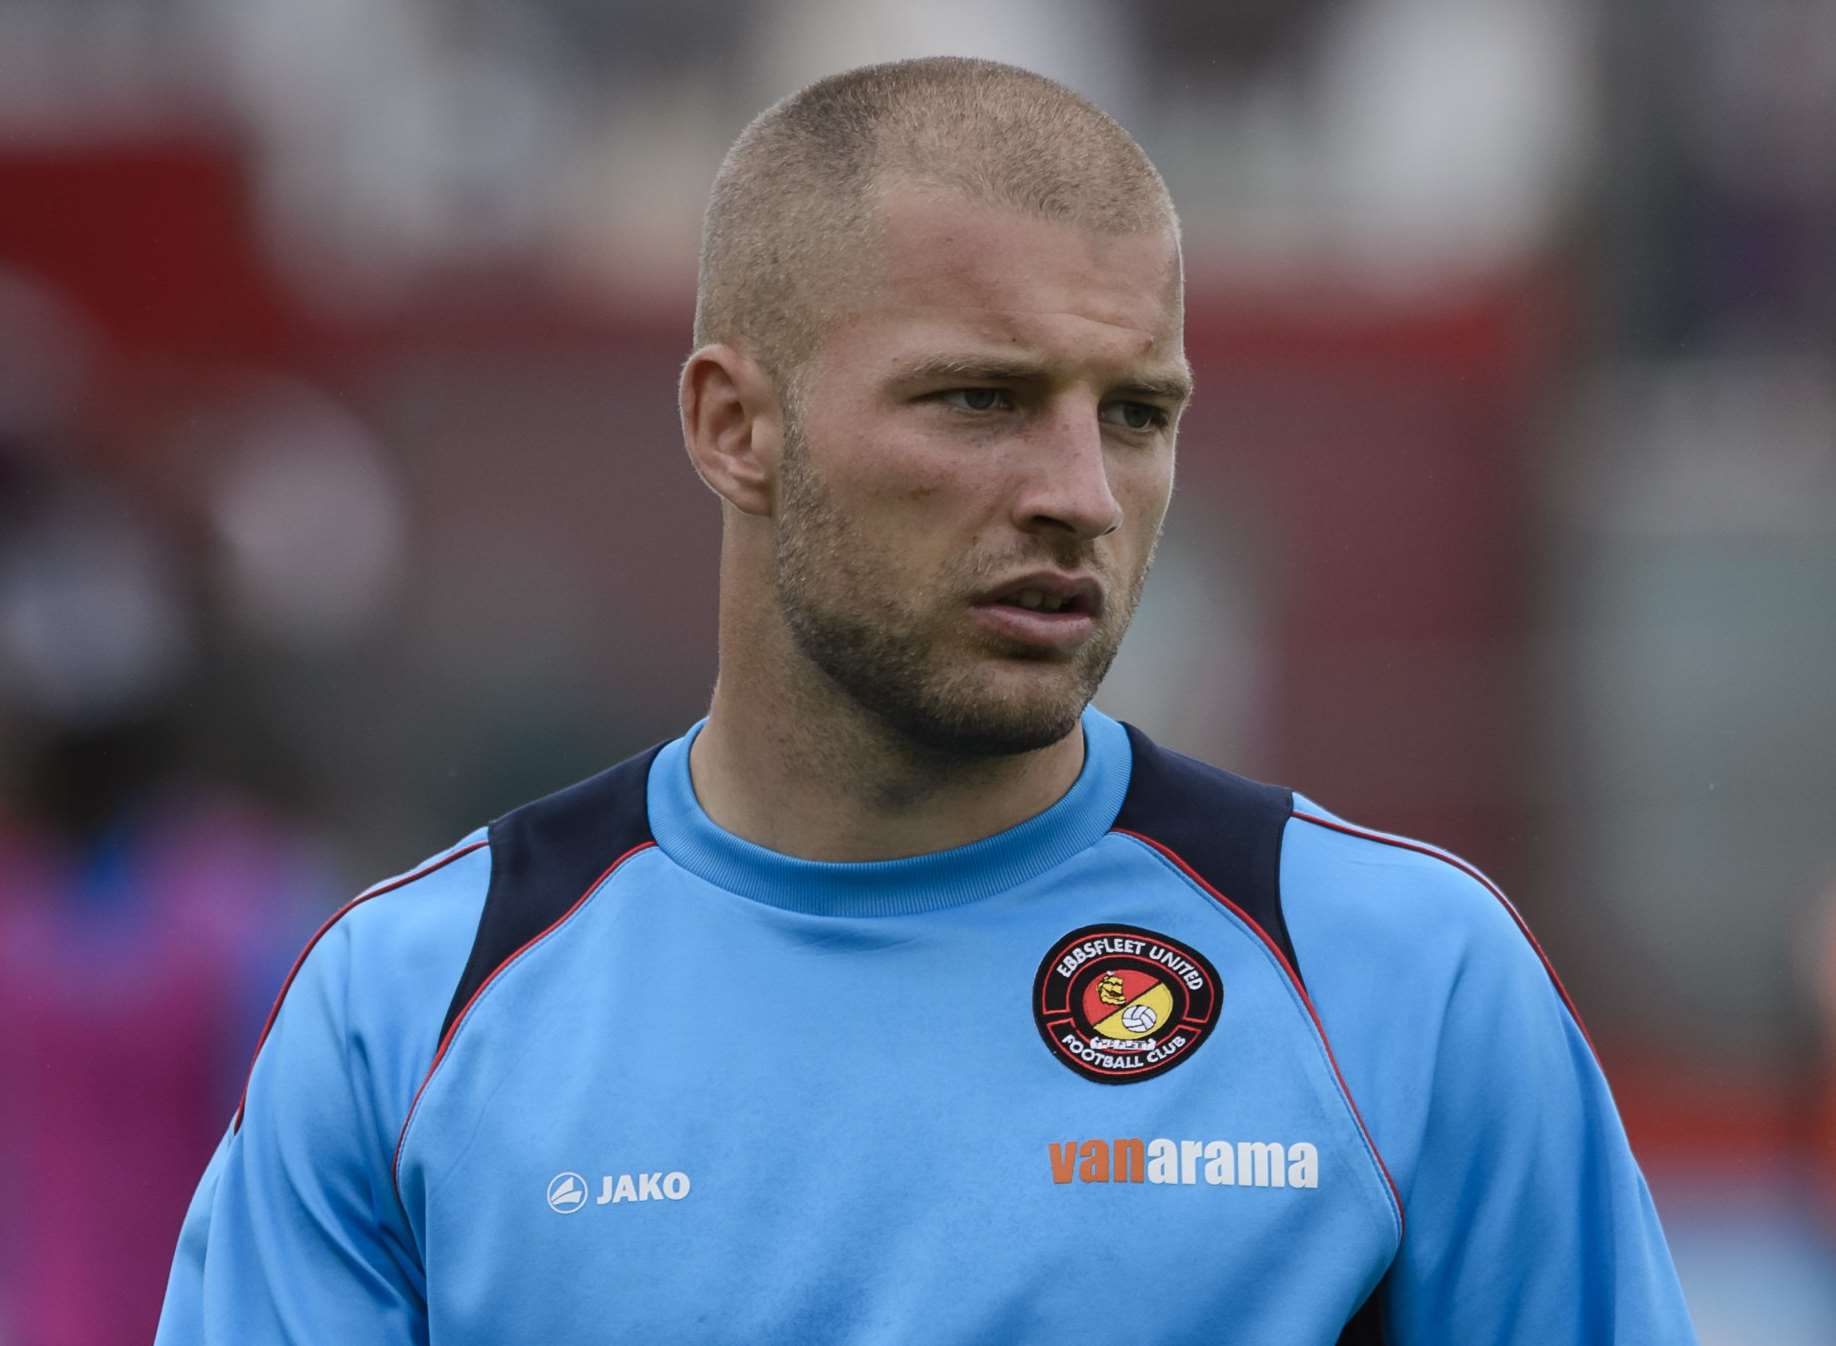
[771,422,1156,760]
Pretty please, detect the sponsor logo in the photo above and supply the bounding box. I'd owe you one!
[546,1171,589,1213]
[1048,1137,1319,1189]
[547,1168,692,1211]
[1033,924,1222,1083]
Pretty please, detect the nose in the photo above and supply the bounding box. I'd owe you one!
[1011,402,1124,542]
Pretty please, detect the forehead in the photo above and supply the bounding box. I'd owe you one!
[826,187,1185,376]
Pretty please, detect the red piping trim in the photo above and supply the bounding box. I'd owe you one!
[389,840,657,1199]
[232,839,490,1133]
[1111,827,1405,1240]
[1292,812,1597,1056]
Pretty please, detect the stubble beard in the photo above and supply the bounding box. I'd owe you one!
[771,423,1152,761]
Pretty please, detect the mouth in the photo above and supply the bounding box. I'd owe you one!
[976,573,1105,619]
[992,587,1083,616]
[969,573,1105,650]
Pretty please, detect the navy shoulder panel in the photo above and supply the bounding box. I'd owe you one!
[438,744,663,1044]
[1114,726,1387,1343]
[1110,722,1301,981]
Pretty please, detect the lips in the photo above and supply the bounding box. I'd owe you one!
[975,572,1105,619]
[970,571,1105,651]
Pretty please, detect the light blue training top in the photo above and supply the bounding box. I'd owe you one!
[156,706,1696,1344]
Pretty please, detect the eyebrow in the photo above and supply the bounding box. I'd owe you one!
[892,354,1195,407]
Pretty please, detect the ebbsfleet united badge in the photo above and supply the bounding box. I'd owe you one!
[1033,924,1222,1084]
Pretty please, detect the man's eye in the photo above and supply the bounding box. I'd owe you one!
[939,388,1012,412]
[1101,401,1169,431]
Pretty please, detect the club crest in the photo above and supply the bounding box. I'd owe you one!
[1033,923,1223,1084]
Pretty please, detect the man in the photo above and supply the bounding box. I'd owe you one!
[158,57,1696,1344]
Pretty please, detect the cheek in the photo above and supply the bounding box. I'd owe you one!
[895,478,944,509]
[1116,456,1174,537]
[848,450,993,532]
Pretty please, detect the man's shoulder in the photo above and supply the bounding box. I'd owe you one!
[1110,722,1300,968]
[1113,724,1295,824]
[1277,795,1589,1043]
[232,830,493,1132]
[1112,722,1559,1003]
[234,735,668,1133]
[329,830,494,942]
[322,738,657,939]
[1280,798,1532,954]
[264,830,494,1017]
[480,742,662,904]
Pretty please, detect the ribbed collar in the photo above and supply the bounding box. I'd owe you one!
[646,706,1132,917]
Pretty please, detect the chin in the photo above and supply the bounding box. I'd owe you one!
[889,704,1082,759]
[871,666,1094,760]
[777,568,1120,760]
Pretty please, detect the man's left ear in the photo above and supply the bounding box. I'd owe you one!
[679,344,783,517]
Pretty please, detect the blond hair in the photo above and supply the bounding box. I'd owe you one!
[693,57,1179,389]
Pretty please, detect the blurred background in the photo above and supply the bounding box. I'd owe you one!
[1,0,1832,1340]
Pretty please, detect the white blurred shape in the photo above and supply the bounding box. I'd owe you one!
[1315,0,1591,293]
[758,0,1138,133]
[551,73,734,304]
[1568,349,1836,536]
[1697,0,1836,200]
[206,0,574,307]
[206,0,427,130]
[343,46,563,266]
[0,0,194,134]
[207,381,405,650]
[0,494,191,727]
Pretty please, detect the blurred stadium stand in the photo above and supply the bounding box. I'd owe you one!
[1,1,1832,1340]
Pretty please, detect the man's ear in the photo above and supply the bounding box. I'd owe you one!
[680,344,782,517]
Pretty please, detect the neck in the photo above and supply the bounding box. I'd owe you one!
[690,676,1086,863]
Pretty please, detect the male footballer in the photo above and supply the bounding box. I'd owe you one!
[158,57,1696,1344]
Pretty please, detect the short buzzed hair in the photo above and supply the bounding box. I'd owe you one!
[694,57,1180,390]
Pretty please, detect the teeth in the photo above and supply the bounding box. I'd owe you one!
[1010,589,1068,613]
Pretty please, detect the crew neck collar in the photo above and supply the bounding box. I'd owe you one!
[646,706,1132,917]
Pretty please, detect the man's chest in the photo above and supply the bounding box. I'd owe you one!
[396,856,1398,1343]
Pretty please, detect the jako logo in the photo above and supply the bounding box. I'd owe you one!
[1048,1137,1319,1189]
[547,1169,693,1211]
[546,1172,590,1213]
